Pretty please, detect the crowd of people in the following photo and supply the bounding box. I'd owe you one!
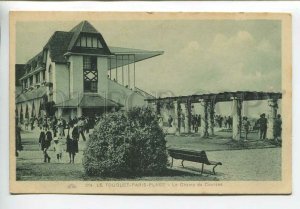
[17,115,101,163]
[15,111,283,160]
[162,112,282,143]
[214,115,233,129]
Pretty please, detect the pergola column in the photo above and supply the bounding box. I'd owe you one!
[156,101,161,115]
[173,101,179,135]
[208,101,215,136]
[180,103,187,133]
[267,99,278,139]
[185,100,192,133]
[202,100,209,138]
[232,97,242,140]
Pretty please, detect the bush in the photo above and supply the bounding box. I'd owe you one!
[82,107,168,177]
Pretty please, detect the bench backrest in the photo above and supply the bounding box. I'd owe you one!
[168,148,210,164]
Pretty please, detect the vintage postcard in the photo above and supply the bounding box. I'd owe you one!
[10,12,292,194]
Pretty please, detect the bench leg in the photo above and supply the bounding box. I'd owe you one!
[212,164,218,175]
[181,160,184,168]
[201,163,204,175]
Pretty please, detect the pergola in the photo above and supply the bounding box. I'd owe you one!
[146,91,282,140]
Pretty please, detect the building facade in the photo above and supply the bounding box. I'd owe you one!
[16,21,163,120]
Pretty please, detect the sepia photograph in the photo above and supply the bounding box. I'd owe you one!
[10,12,292,194]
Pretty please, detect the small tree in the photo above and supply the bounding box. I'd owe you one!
[83,107,168,177]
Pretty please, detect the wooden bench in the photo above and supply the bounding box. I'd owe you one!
[167,148,222,175]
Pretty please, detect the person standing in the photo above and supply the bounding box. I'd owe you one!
[15,123,23,157]
[39,130,52,163]
[67,129,78,163]
[51,116,58,137]
[77,117,86,141]
[242,117,250,141]
[57,118,64,137]
[168,115,173,128]
[258,113,268,140]
[274,114,282,145]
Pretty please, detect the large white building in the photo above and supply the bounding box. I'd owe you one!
[16,20,163,120]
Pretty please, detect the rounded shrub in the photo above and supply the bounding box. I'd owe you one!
[83,107,168,177]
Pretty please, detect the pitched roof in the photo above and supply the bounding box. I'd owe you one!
[67,20,109,52]
[70,20,99,34]
[55,94,122,108]
[15,86,47,103]
[15,64,26,86]
[21,20,162,72]
[44,31,74,63]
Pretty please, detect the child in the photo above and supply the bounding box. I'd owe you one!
[53,135,64,162]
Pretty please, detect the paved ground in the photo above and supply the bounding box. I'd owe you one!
[16,128,281,181]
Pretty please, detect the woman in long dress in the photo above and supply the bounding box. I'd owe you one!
[66,128,78,163]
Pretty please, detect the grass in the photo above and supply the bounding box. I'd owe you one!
[16,162,218,181]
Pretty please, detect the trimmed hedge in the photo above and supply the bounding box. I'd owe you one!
[83,107,168,177]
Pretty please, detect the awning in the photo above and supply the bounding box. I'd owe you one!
[55,94,122,108]
[108,46,164,69]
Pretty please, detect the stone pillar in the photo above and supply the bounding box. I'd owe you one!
[232,98,242,140]
[156,101,161,115]
[40,71,43,82]
[185,100,192,133]
[208,101,215,136]
[33,74,36,85]
[267,99,278,139]
[180,103,187,133]
[77,107,82,117]
[173,101,179,135]
[177,102,182,134]
[202,100,209,138]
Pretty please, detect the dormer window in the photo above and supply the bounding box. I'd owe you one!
[76,34,103,48]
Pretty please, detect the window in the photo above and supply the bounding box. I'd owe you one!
[92,37,97,48]
[76,35,102,48]
[83,56,92,69]
[29,76,33,86]
[83,56,98,93]
[97,39,103,48]
[87,36,92,48]
[48,65,53,82]
[81,36,87,47]
[35,74,40,83]
[42,71,46,81]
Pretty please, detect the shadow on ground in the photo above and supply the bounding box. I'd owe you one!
[16,162,218,181]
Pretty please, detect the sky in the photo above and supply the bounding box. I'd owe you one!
[16,19,282,117]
